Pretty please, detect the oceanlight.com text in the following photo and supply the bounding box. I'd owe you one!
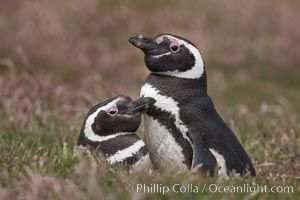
[125,183,294,195]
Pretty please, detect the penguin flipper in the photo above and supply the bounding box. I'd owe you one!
[190,130,217,176]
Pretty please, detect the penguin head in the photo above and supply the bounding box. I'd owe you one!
[84,96,156,136]
[129,33,204,79]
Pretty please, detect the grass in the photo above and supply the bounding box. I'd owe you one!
[0,0,299,199]
[0,66,298,200]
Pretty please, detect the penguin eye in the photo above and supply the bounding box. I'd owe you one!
[107,108,118,116]
[170,45,179,52]
[169,41,180,53]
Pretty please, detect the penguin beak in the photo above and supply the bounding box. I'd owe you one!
[129,33,157,50]
[127,97,156,113]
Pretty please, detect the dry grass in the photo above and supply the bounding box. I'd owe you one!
[0,0,299,199]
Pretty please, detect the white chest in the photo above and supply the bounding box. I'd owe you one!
[140,83,192,144]
[140,83,191,171]
[143,115,187,171]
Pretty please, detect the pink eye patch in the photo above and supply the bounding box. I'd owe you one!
[169,39,179,47]
[169,38,180,53]
[155,36,180,53]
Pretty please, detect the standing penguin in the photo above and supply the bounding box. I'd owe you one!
[129,33,256,177]
[77,95,155,167]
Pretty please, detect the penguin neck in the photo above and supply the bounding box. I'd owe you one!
[146,70,207,97]
[78,129,136,147]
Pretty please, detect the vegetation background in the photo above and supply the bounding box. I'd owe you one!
[0,0,299,199]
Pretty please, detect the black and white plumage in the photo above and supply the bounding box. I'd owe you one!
[129,33,256,177]
[77,95,156,166]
